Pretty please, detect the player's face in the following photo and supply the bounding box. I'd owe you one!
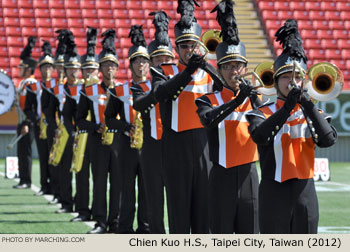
[277,72,302,98]
[219,61,248,91]
[176,41,199,65]
[82,68,99,79]
[151,55,173,67]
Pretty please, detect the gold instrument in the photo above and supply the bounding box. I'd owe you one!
[6,134,23,149]
[130,111,143,149]
[201,29,222,60]
[305,62,343,102]
[101,71,115,145]
[39,114,47,139]
[71,111,91,173]
[48,121,69,166]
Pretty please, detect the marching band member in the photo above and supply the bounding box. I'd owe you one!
[55,31,83,213]
[246,19,337,233]
[151,0,213,233]
[76,29,119,234]
[13,36,38,189]
[105,25,149,234]
[71,27,99,222]
[195,0,261,234]
[131,11,175,234]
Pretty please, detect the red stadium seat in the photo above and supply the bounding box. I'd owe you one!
[80,0,96,9]
[329,60,346,71]
[317,30,334,39]
[70,27,86,37]
[275,2,290,11]
[4,17,20,27]
[320,2,336,11]
[52,18,68,28]
[0,57,10,67]
[297,20,313,30]
[36,18,52,27]
[22,27,38,37]
[111,0,127,9]
[129,10,145,19]
[305,2,321,11]
[33,0,49,9]
[96,0,112,10]
[346,60,350,70]
[19,8,35,18]
[142,1,158,10]
[18,0,33,8]
[341,49,350,60]
[40,37,55,45]
[329,20,345,30]
[258,1,274,11]
[0,17,4,27]
[0,36,7,46]
[304,39,322,49]
[325,11,342,21]
[0,47,9,57]
[338,39,350,49]
[345,21,350,30]
[308,49,326,60]
[20,17,36,27]
[10,57,20,67]
[325,49,342,60]
[309,11,325,20]
[97,9,114,19]
[336,2,350,12]
[290,1,306,10]
[64,0,81,9]
[202,1,219,11]
[66,9,83,19]
[83,18,100,28]
[67,18,84,28]
[116,28,130,38]
[5,27,21,36]
[261,10,278,20]
[114,9,129,19]
[340,11,349,21]
[321,39,339,49]
[7,37,24,47]
[49,0,64,9]
[82,9,98,19]
[119,38,132,49]
[50,9,66,18]
[34,8,50,18]
[115,19,132,28]
[313,20,329,30]
[3,8,19,17]
[74,37,87,47]
[99,19,116,29]
[265,20,282,30]
[37,27,54,38]
[208,20,220,30]
[158,1,175,10]
[301,30,317,40]
[2,0,18,8]
[125,1,142,10]
[294,11,309,20]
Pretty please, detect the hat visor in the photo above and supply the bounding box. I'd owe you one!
[150,50,175,59]
[273,65,305,79]
[218,55,248,65]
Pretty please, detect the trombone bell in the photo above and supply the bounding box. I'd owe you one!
[306,62,344,102]
[201,29,222,60]
[253,61,276,96]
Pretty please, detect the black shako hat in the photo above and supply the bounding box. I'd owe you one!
[81,27,99,69]
[148,11,174,59]
[212,0,247,65]
[98,29,119,66]
[39,40,55,67]
[273,19,308,80]
[54,29,69,66]
[19,36,38,71]
[64,30,81,68]
[174,0,202,44]
[128,25,149,61]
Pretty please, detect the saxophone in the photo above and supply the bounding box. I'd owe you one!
[71,111,91,173]
[48,120,69,166]
[130,111,143,149]
[101,71,114,145]
[39,114,48,139]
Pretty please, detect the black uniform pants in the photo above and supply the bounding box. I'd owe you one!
[59,135,74,210]
[16,122,33,185]
[90,133,120,227]
[116,133,148,234]
[162,128,211,234]
[259,178,319,234]
[47,127,60,199]
[74,135,91,218]
[209,162,259,234]
[140,135,165,234]
[33,122,51,193]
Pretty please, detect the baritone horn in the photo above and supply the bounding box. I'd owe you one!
[305,62,344,102]
[200,29,222,60]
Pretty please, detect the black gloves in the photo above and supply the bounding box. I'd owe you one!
[235,83,254,105]
[283,86,302,112]
[298,88,314,110]
[185,54,206,75]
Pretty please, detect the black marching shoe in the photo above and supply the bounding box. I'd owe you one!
[87,223,107,234]
[48,197,60,205]
[13,183,31,189]
[70,215,90,222]
[55,208,73,214]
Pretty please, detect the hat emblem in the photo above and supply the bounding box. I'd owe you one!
[226,45,239,54]
[182,27,194,34]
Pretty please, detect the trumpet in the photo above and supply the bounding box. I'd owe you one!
[39,115,47,139]
[6,134,23,149]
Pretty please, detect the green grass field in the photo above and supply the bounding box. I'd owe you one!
[0,160,349,234]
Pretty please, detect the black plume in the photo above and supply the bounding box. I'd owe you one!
[101,29,116,54]
[128,25,147,47]
[64,30,78,58]
[176,0,200,28]
[275,19,307,62]
[20,36,37,60]
[41,40,53,57]
[86,27,98,56]
[149,11,171,47]
[55,29,69,57]
[211,0,239,45]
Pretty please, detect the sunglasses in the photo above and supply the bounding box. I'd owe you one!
[178,44,196,50]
